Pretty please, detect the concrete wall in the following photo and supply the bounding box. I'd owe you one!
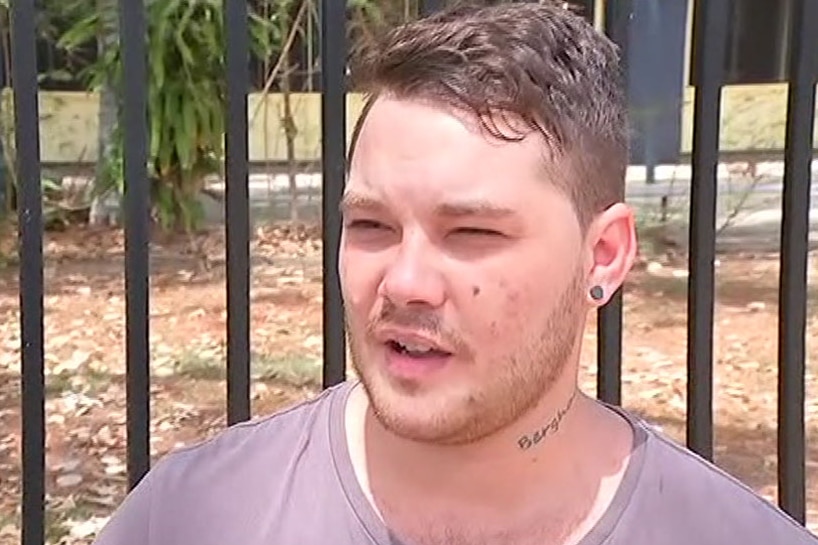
[6,86,818,167]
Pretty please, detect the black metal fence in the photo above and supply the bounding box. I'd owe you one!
[6,0,818,544]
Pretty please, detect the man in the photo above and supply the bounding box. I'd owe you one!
[93,3,818,544]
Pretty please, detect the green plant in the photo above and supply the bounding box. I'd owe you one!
[58,0,276,232]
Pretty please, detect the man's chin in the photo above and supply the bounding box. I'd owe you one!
[360,377,488,445]
[368,405,468,445]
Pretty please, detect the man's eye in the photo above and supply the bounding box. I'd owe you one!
[452,227,504,237]
[346,219,387,230]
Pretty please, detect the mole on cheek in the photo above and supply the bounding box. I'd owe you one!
[472,285,481,296]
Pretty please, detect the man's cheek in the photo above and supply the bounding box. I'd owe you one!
[339,262,374,309]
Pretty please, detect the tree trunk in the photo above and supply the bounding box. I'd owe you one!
[89,0,121,226]
[281,64,299,223]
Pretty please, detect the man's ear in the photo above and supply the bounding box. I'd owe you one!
[584,203,637,306]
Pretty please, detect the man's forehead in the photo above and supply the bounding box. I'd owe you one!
[349,97,562,184]
[354,96,544,151]
[344,97,574,222]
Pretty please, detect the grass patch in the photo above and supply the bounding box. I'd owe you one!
[45,497,107,545]
[168,348,321,387]
[253,352,321,386]
[45,368,116,398]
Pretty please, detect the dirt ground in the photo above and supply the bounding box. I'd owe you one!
[0,223,817,544]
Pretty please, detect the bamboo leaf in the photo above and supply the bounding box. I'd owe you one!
[178,97,197,170]
[148,87,163,160]
[194,91,214,150]
[174,28,195,67]
[45,0,307,232]
[56,13,100,50]
[176,0,197,36]
[158,85,177,176]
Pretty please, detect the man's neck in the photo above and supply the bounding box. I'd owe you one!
[345,379,635,541]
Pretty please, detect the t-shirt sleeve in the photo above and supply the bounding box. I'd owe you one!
[91,465,157,545]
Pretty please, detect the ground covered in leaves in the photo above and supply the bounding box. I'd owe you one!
[1,223,817,543]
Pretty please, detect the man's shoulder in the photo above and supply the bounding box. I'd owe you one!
[92,382,358,544]
[628,416,818,543]
[152,380,349,486]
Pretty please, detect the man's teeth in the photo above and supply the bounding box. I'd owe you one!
[396,341,434,353]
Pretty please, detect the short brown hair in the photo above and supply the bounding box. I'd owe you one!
[348,1,629,230]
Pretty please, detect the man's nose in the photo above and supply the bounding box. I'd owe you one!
[379,238,446,308]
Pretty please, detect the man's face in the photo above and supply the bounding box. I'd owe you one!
[340,96,590,446]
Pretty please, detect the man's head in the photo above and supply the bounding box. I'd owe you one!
[339,1,637,446]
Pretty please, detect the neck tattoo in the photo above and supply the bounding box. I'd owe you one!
[516,390,577,450]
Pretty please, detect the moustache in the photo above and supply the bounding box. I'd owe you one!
[365,299,472,356]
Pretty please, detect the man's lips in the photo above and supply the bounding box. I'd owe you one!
[385,339,452,358]
[373,327,454,356]
[371,327,456,379]
[382,340,452,379]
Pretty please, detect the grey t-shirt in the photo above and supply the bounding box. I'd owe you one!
[92,380,818,544]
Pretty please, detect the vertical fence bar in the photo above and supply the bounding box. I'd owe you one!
[597,292,623,404]
[777,0,818,524]
[118,0,151,490]
[0,35,6,213]
[419,0,446,17]
[224,0,251,426]
[320,0,347,389]
[10,1,45,543]
[685,0,730,461]
[596,0,631,406]
[578,0,596,23]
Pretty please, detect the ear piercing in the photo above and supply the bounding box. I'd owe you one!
[589,285,604,301]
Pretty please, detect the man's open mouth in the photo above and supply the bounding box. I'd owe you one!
[386,339,452,358]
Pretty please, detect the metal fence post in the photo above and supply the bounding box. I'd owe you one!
[776,0,818,524]
[0,35,6,215]
[224,0,252,426]
[118,0,151,490]
[595,0,632,406]
[685,0,730,462]
[9,0,45,543]
[320,0,347,389]
[419,0,446,17]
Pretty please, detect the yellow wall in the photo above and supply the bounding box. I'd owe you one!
[679,84,818,155]
[10,85,818,166]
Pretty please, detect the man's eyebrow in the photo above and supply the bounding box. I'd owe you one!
[339,192,385,215]
[434,201,517,219]
[339,193,516,219]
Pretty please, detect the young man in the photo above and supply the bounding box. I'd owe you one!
[93,3,818,544]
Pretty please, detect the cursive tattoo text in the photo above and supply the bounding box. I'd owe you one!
[516,391,577,450]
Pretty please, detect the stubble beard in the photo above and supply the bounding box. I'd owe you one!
[348,272,587,447]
